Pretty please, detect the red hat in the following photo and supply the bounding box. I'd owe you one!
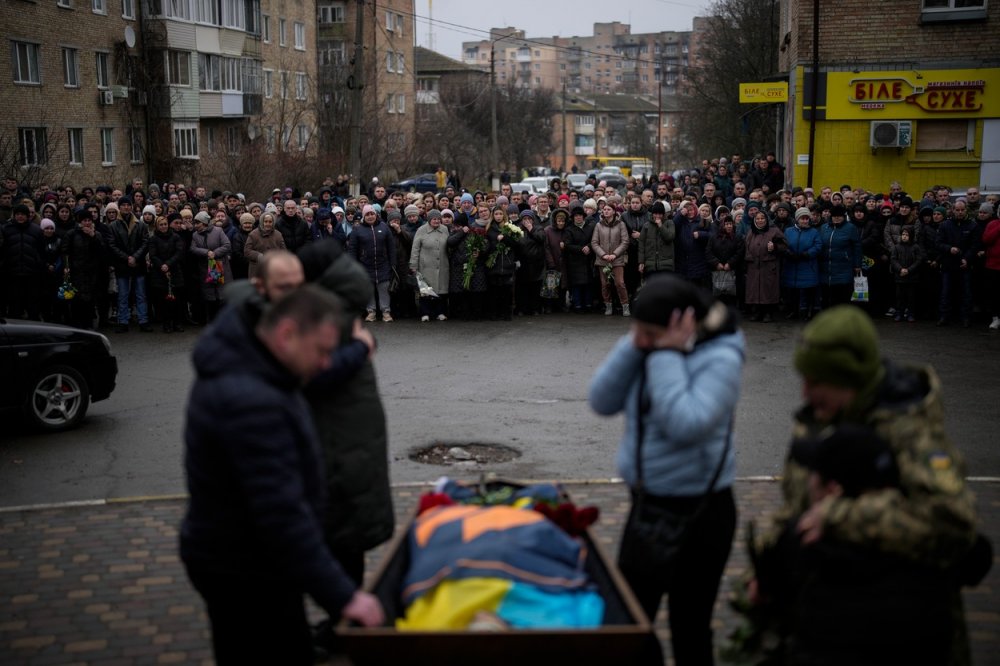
[558,194,570,204]
[880,200,895,210]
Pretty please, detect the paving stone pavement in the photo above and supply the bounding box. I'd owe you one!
[1,480,998,665]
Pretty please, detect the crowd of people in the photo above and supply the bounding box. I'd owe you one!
[2,157,999,332]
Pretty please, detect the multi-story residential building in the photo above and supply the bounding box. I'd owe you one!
[413,46,488,123]
[1,0,149,189]
[778,0,1000,193]
[315,0,414,180]
[461,22,696,98]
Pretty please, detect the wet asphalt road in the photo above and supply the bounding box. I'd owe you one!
[2,310,999,507]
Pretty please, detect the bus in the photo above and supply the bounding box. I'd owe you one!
[586,157,654,179]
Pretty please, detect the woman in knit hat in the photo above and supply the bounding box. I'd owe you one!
[590,273,744,665]
[744,207,787,322]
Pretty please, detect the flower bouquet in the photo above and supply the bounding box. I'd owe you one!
[486,221,523,269]
[461,227,488,290]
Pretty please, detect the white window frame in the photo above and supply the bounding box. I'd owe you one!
[317,2,344,23]
[296,124,308,151]
[396,93,405,114]
[167,50,190,86]
[279,70,288,99]
[263,68,273,97]
[58,0,72,8]
[278,18,286,46]
[227,125,240,155]
[294,22,305,50]
[165,0,191,20]
[100,127,115,165]
[387,93,395,113]
[68,128,84,165]
[195,0,217,24]
[18,127,48,167]
[95,51,110,88]
[62,48,80,87]
[205,126,215,154]
[221,0,245,29]
[173,122,199,159]
[295,71,306,100]
[396,51,404,74]
[262,14,270,42]
[129,128,143,163]
[386,51,394,72]
[122,0,135,18]
[220,57,240,92]
[12,42,41,85]
[93,0,106,14]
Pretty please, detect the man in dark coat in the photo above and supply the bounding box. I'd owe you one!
[181,284,383,666]
[563,204,597,313]
[106,200,152,332]
[1,203,44,319]
[276,199,313,254]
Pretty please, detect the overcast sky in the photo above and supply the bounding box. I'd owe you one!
[412,0,715,60]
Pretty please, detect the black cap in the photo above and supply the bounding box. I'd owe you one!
[830,204,847,218]
[651,200,667,216]
[898,195,913,207]
[790,424,899,498]
[633,273,711,328]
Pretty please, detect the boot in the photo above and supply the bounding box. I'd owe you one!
[990,317,1000,331]
[622,304,630,317]
[604,303,613,316]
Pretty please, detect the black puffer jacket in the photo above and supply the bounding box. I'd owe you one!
[1,219,44,277]
[563,219,597,286]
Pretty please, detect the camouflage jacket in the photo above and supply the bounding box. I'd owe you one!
[766,360,977,569]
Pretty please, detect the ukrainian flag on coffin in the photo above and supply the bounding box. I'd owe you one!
[397,505,604,630]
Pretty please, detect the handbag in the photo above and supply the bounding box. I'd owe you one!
[619,355,734,569]
[205,258,224,285]
[712,269,737,296]
[851,275,869,303]
[540,269,561,299]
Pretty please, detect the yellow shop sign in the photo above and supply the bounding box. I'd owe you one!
[740,82,788,103]
[825,69,999,119]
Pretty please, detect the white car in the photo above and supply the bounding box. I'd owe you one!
[520,177,551,194]
[508,182,537,196]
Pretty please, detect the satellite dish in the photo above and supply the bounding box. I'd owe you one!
[247,125,259,140]
[124,26,136,48]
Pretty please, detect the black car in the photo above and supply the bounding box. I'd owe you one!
[595,171,628,190]
[0,318,118,431]
[388,173,439,193]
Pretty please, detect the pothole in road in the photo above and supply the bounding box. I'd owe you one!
[408,442,522,466]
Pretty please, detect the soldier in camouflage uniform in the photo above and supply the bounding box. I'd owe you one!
[757,304,978,664]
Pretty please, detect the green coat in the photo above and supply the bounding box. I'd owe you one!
[637,218,676,272]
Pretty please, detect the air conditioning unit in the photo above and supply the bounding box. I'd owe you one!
[99,90,115,106]
[870,120,912,149]
[111,85,129,99]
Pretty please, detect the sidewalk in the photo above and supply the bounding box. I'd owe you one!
[2,480,998,665]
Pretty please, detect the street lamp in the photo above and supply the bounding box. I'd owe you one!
[490,32,516,188]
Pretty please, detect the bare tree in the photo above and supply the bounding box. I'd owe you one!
[677,0,781,162]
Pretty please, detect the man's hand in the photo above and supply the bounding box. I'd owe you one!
[341,591,384,627]
[352,318,376,357]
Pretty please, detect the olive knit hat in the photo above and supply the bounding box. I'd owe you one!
[794,305,882,389]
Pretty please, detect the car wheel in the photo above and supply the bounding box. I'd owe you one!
[24,365,91,431]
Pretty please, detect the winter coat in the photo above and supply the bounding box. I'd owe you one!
[61,227,105,301]
[486,222,518,283]
[674,211,713,280]
[180,303,357,616]
[705,231,743,272]
[818,221,862,286]
[591,216,629,267]
[862,218,889,261]
[515,222,547,281]
[639,218,677,273]
[409,222,450,295]
[621,208,650,262]
[190,224,232,302]
[388,224,412,291]
[230,229,251,280]
[884,215,921,257]
[349,220,396,284]
[890,241,924,284]
[563,219,597,286]
[301,244,393,554]
[244,227,286,280]
[744,223,786,305]
[275,213,312,254]
[920,222,943,265]
[543,225,566,273]
[107,218,149,277]
[2,220,45,278]
[781,224,822,289]
[936,217,980,271]
[981,218,1000,271]
[447,224,488,293]
[147,229,186,291]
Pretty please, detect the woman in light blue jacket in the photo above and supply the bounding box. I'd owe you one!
[589,274,744,666]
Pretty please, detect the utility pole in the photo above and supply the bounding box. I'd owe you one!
[348,0,365,197]
[656,79,663,175]
[490,43,498,189]
[561,81,567,177]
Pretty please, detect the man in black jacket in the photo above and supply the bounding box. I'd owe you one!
[181,284,383,666]
[1,204,44,319]
[276,199,313,254]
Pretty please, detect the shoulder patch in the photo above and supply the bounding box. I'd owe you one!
[928,451,952,471]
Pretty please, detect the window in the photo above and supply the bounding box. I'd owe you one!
[100,128,114,164]
[173,123,199,158]
[387,93,395,113]
[221,0,244,29]
[265,126,275,152]
[221,57,240,91]
[922,0,987,21]
[246,0,259,34]
[122,0,135,18]
[129,128,143,163]
[198,54,242,91]
[396,93,404,113]
[385,10,402,32]
[296,124,308,150]
[195,0,217,24]
[262,14,270,41]
[294,72,306,100]
[294,22,305,49]
[12,42,41,84]
[205,126,215,154]
[144,0,162,15]
[318,2,344,23]
[93,0,106,13]
[319,41,345,66]
[278,18,286,46]
[916,120,971,151]
[227,126,240,154]
[165,0,191,19]
[95,52,110,88]
[67,128,84,165]
[386,51,395,72]
[167,50,190,85]
[396,51,404,74]
[58,0,72,7]
[62,48,79,87]
[263,68,273,97]
[279,70,288,98]
[18,128,48,167]
[242,57,260,94]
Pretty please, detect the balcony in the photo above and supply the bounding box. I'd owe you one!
[574,146,593,156]
[417,90,440,104]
